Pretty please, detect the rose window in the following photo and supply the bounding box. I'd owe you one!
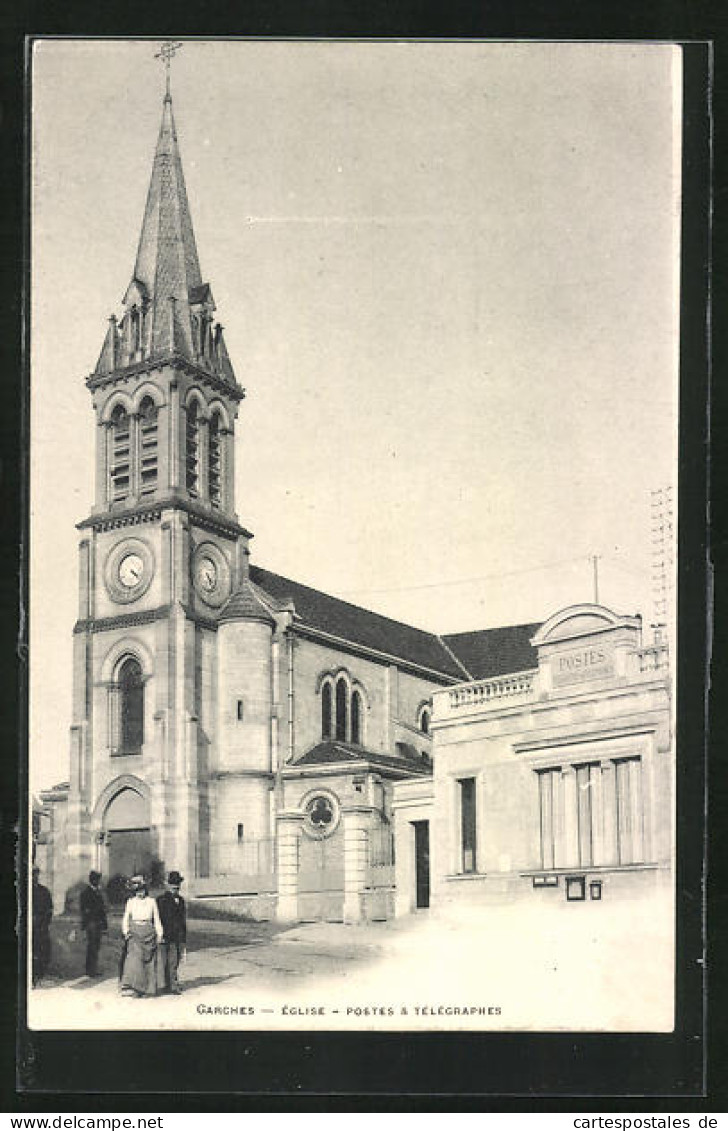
[303,793,339,837]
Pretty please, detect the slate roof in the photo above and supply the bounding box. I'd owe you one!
[218,579,275,626]
[442,623,541,681]
[249,565,467,681]
[289,740,431,776]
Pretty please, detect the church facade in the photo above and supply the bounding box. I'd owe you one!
[40,87,476,921]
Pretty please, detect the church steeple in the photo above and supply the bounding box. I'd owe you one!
[85,60,245,528]
[93,88,238,389]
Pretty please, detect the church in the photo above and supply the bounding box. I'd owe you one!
[36,79,501,922]
[39,73,672,926]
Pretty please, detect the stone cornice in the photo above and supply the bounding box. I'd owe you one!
[86,353,245,403]
[77,496,252,540]
[74,604,172,635]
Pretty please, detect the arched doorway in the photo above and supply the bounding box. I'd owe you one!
[103,786,153,878]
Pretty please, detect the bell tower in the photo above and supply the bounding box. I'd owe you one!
[65,51,252,888]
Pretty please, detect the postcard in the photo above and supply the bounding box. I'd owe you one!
[28,38,683,1037]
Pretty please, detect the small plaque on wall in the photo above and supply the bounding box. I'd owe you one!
[566,875,586,901]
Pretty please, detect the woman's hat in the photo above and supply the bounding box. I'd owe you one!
[130,874,146,890]
[167,871,184,885]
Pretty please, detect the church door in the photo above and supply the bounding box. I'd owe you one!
[103,787,153,878]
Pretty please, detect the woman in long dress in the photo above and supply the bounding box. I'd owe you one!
[120,876,163,997]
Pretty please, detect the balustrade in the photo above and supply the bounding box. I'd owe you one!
[446,669,537,712]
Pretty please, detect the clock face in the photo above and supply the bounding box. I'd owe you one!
[118,552,145,589]
[196,556,218,593]
[191,542,229,606]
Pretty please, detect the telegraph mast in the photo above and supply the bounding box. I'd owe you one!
[650,485,674,643]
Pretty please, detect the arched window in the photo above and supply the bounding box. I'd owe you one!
[351,689,362,745]
[118,657,144,754]
[335,677,348,741]
[138,396,158,496]
[419,707,431,735]
[110,404,131,502]
[321,682,333,740]
[186,400,200,494]
[208,411,223,508]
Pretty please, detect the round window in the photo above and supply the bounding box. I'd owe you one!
[302,791,340,838]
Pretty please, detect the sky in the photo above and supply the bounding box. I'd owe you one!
[30,40,680,791]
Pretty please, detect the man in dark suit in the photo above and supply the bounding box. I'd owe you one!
[156,871,187,994]
[32,867,53,986]
[79,870,107,977]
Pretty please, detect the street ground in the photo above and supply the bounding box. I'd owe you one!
[27,891,675,1032]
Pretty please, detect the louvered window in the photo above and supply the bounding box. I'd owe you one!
[209,411,223,508]
[110,405,131,502]
[186,400,200,494]
[138,396,158,496]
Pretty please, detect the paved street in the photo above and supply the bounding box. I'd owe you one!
[28,895,674,1033]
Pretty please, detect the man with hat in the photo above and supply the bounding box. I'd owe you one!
[156,871,187,994]
[31,867,53,986]
[79,870,107,977]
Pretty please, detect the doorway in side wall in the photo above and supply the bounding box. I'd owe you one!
[412,820,430,910]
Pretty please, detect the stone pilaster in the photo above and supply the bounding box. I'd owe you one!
[276,809,304,921]
[342,805,375,924]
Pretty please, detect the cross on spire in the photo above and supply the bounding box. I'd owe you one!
[154,40,184,100]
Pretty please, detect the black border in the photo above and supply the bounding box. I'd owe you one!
[3,10,716,1108]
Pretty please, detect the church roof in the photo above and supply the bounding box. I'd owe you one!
[442,622,541,680]
[249,565,467,681]
[218,579,276,626]
[289,740,431,776]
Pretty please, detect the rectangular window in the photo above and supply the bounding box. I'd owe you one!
[615,757,644,864]
[237,823,244,842]
[576,762,598,868]
[538,768,558,869]
[459,777,477,874]
[537,757,644,870]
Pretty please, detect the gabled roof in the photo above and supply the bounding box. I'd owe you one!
[442,622,541,681]
[249,565,466,681]
[289,740,431,776]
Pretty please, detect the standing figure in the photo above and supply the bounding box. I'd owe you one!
[120,876,163,998]
[31,867,53,986]
[156,871,187,995]
[79,870,107,977]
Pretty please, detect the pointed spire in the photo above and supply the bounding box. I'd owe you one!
[94,315,120,375]
[130,94,201,359]
[93,78,239,389]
